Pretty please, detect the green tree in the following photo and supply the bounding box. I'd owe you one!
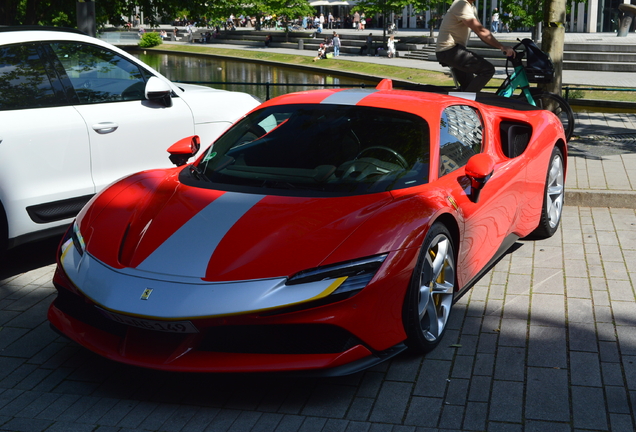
[353,0,410,43]
[1,0,74,26]
[0,0,183,27]
[409,0,453,36]
[499,0,579,33]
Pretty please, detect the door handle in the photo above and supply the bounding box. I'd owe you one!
[92,122,119,134]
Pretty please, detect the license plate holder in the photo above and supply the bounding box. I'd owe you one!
[98,308,199,333]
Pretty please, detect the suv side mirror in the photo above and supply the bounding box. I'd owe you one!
[167,135,201,166]
[465,154,495,203]
[145,76,173,107]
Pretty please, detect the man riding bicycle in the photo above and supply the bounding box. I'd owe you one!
[436,0,515,92]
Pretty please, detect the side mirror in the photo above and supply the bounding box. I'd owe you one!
[465,154,495,203]
[167,135,200,166]
[145,76,173,107]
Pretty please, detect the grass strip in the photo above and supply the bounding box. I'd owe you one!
[147,44,636,103]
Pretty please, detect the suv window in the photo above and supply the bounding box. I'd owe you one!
[439,105,483,176]
[0,44,63,110]
[51,42,149,104]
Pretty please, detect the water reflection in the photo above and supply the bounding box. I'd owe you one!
[135,52,376,101]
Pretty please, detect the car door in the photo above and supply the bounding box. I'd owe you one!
[0,42,93,241]
[49,42,195,191]
[435,105,527,287]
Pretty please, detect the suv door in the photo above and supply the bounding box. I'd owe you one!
[50,42,195,191]
[0,43,93,241]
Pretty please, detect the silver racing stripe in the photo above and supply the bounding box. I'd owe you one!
[320,88,378,105]
[136,192,266,277]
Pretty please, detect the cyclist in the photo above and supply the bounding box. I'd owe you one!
[436,0,516,92]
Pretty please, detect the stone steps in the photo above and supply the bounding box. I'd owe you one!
[403,40,636,72]
[186,29,636,73]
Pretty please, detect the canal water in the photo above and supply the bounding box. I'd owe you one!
[135,52,377,101]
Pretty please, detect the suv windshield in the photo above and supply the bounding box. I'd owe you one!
[196,104,430,196]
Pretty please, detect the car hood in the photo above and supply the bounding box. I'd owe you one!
[175,83,260,126]
[79,170,394,282]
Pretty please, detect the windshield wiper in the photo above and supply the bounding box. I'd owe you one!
[189,165,210,182]
[259,179,297,190]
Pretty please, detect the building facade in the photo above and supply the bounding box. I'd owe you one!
[311,0,636,34]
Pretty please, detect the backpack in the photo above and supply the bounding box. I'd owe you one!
[518,38,554,84]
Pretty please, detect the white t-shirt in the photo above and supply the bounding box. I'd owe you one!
[436,0,479,52]
[388,38,396,52]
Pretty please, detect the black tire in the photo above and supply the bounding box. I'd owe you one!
[531,92,575,142]
[403,223,456,353]
[529,146,565,239]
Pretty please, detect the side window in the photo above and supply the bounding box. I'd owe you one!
[439,105,483,177]
[0,44,64,110]
[50,42,149,104]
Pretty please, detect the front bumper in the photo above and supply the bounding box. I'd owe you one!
[48,283,407,375]
[50,225,418,374]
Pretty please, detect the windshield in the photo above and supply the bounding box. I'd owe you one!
[196,104,430,196]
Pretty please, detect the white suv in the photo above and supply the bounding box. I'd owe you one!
[0,27,260,251]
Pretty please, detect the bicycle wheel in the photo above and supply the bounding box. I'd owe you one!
[527,92,575,142]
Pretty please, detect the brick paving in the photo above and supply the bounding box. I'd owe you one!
[1,206,635,431]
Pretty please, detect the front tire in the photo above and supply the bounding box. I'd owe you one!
[529,146,565,239]
[404,223,456,353]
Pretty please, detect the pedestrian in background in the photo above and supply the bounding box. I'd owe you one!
[332,32,341,56]
[387,34,399,58]
[491,8,499,33]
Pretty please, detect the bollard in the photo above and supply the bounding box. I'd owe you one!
[298,39,304,50]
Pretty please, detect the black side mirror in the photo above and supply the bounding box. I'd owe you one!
[465,154,495,203]
[167,135,201,166]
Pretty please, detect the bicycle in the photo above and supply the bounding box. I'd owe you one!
[496,39,575,141]
[447,39,575,142]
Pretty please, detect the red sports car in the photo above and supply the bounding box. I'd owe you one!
[48,80,567,375]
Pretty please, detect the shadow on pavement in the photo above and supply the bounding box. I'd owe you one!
[0,235,60,279]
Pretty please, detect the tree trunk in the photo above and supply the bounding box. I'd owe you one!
[541,0,567,94]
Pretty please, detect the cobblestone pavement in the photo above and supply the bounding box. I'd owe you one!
[1,206,635,432]
[566,112,636,209]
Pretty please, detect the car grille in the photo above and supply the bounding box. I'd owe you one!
[53,288,363,355]
[53,287,127,337]
[198,324,362,355]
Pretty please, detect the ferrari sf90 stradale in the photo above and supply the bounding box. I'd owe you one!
[49,80,566,375]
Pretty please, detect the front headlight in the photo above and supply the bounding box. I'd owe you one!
[70,221,85,257]
[287,254,387,296]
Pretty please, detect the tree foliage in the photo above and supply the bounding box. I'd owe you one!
[499,0,544,28]
[409,0,453,15]
[499,0,580,29]
[1,0,75,26]
[352,0,411,16]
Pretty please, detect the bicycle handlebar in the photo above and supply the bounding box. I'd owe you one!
[505,39,528,69]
